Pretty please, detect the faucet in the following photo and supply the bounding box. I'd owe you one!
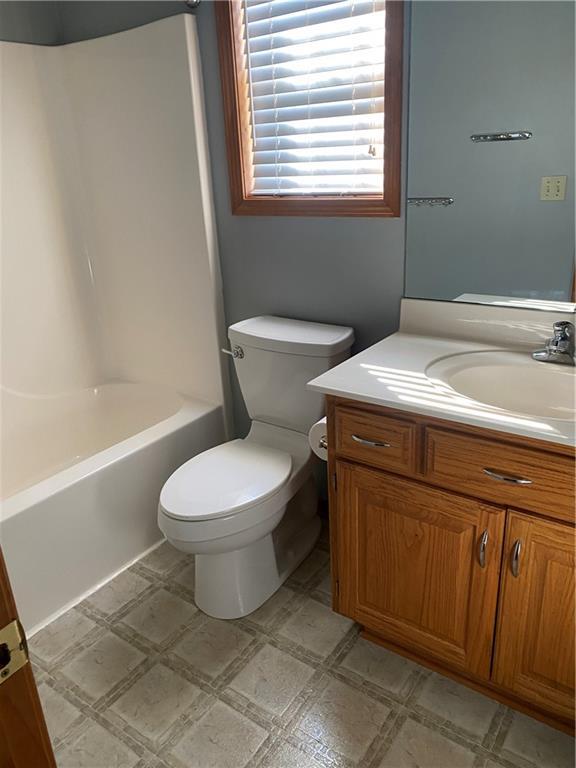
[532,321,575,366]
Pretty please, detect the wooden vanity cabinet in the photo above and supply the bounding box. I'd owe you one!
[327,396,575,732]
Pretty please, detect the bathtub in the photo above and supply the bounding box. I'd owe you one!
[0,382,226,633]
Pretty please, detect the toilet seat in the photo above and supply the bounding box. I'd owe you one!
[159,439,292,522]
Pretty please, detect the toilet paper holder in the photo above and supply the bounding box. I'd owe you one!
[308,417,328,460]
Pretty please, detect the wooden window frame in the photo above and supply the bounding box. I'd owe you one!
[215,0,404,217]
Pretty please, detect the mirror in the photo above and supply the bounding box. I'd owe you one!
[405,1,575,309]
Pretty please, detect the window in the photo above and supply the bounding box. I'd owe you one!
[216,0,403,216]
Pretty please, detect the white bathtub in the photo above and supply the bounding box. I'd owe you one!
[0,382,226,633]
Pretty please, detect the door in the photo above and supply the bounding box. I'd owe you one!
[493,511,575,721]
[336,461,506,679]
[0,548,56,767]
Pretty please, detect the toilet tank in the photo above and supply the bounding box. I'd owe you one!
[228,316,354,435]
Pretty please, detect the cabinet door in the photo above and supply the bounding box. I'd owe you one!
[336,462,505,679]
[493,511,575,721]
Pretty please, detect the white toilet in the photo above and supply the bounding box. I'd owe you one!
[158,316,354,619]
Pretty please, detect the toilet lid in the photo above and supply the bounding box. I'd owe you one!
[159,439,292,521]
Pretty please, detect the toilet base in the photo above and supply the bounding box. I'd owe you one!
[194,478,320,619]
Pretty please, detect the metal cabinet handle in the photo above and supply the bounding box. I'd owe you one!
[483,468,532,486]
[477,529,489,568]
[511,539,522,577]
[352,434,392,449]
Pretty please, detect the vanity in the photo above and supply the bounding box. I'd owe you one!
[309,300,575,734]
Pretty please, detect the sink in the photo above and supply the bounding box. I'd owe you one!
[426,350,576,421]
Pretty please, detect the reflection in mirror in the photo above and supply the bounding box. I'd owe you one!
[405,1,575,309]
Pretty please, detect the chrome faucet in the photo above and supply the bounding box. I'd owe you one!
[532,321,575,366]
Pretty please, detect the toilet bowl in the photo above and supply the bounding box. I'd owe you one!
[158,316,354,619]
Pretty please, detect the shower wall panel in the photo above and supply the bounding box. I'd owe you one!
[1,43,101,394]
[1,15,228,417]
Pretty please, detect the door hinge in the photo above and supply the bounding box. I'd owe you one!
[335,579,340,597]
[332,473,337,492]
[0,619,29,684]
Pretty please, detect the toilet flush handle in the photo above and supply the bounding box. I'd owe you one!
[221,345,244,359]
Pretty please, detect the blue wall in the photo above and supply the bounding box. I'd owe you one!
[0,1,63,44]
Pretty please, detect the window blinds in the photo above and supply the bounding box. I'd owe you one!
[242,0,386,197]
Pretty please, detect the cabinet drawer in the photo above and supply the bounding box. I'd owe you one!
[425,428,575,522]
[335,407,417,475]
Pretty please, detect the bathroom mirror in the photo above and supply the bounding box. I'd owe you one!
[404,1,575,308]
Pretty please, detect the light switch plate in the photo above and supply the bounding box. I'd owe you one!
[540,175,567,201]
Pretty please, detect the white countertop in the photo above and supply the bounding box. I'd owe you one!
[308,301,575,448]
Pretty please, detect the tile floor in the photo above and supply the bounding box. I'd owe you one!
[31,526,574,768]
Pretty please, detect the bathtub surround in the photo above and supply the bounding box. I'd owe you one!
[1,14,229,423]
[1,40,100,395]
[1,17,229,630]
[31,538,575,768]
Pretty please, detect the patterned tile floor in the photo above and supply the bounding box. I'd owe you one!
[31,526,574,768]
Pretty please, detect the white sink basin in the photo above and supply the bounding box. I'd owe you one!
[426,351,575,421]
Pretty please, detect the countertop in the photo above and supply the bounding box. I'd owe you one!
[308,331,575,448]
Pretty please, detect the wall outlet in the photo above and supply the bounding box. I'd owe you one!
[540,175,567,201]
